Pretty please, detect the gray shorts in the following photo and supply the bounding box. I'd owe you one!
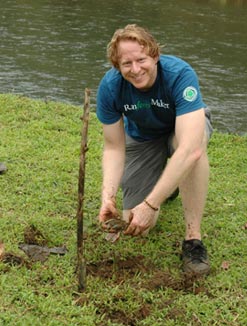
[121,114,213,209]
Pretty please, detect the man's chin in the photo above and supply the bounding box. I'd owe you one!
[131,81,147,90]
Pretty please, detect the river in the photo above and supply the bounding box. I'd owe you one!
[1,0,247,134]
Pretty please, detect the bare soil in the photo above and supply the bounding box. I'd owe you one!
[86,254,211,325]
[1,225,211,325]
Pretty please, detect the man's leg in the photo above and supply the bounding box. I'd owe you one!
[121,134,168,234]
[167,113,212,242]
[177,128,211,275]
[179,133,209,241]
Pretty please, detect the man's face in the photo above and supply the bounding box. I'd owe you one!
[117,40,158,91]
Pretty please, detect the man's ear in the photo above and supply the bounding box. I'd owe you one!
[154,55,159,64]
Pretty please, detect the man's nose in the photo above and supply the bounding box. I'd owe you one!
[131,62,141,73]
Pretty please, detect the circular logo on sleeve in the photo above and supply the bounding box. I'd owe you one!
[183,86,198,102]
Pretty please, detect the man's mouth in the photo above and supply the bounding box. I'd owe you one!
[131,72,145,82]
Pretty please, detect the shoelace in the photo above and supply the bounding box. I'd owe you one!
[185,243,207,260]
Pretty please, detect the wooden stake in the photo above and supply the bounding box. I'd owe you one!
[77,88,90,292]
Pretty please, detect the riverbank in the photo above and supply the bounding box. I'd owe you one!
[0,94,247,325]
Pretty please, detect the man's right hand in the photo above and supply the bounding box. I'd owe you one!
[98,199,119,223]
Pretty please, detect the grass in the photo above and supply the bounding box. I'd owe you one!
[0,93,247,325]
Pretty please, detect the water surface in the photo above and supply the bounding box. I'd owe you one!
[1,0,247,134]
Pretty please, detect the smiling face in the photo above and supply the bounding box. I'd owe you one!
[117,40,159,91]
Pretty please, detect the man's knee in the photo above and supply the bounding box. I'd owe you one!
[169,118,212,156]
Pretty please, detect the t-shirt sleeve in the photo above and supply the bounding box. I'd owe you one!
[171,65,206,116]
[96,75,122,124]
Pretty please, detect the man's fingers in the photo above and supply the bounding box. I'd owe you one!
[98,214,108,223]
[133,227,141,236]
[124,223,133,235]
[98,209,119,223]
[124,223,147,236]
[129,212,134,223]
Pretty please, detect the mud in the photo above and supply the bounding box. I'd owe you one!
[24,224,48,246]
[0,252,30,269]
[87,255,150,281]
[1,225,210,325]
[85,254,211,325]
[96,303,152,326]
[87,255,209,293]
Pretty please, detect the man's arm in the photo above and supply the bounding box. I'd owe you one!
[125,108,206,235]
[146,108,206,207]
[99,118,126,222]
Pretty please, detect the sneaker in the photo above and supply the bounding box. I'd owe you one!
[181,239,210,275]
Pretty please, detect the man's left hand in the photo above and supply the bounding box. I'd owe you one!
[124,201,159,236]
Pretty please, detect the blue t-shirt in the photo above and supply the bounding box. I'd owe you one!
[97,55,206,141]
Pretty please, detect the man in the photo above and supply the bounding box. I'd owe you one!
[96,24,213,275]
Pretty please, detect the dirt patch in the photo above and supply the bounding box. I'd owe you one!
[85,254,210,325]
[0,240,29,268]
[99,303,151,326]
[74,289,152,326]
[144,270,209,294]
[87,255,151,281]
[0,252,30,268]
[87,255,210,294]
[24,224,48,246]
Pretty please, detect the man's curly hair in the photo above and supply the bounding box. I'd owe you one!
[107,24,161,69]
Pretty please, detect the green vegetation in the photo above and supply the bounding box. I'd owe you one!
[0,94,247,325]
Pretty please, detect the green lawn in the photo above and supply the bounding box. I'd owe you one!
[0,94,247,325]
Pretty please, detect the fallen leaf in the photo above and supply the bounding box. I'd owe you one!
[242,223,247,230]
[221,261,230,270]
[18,244,50,262]
[18,243,67,263]
[0,241,5,258]
[105,232,121,243]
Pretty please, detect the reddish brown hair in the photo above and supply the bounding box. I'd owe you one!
[107,24,161,69]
